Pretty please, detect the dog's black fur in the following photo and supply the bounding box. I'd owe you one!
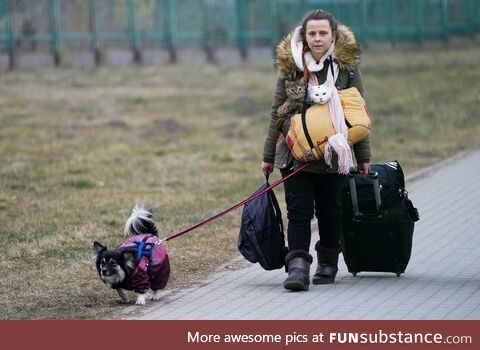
[93,243,136,288]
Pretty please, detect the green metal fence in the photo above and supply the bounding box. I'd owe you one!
[1,0,479,69]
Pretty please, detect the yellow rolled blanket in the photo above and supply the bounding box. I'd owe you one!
[286,87,371,163]
[339,87,371,145]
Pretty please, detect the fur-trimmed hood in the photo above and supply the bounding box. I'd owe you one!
[276,24,360,79]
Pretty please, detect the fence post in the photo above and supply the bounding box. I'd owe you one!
[415,0,424,43]
[6,0,17,70]
[270,0,280,58]
[441,0,449,42]
[360,0,369,46]
[48,0,62,66]
[297,0,306,20]
[236,0,248,61]
[332,0,339,17]
[467,0,478,38]
[153,0,163,48]
[387,0,396,45]
[89,0,102,65]
[127,0,141,64]
[202,0,215,62]
[164,0,177,63]
[474,0,480,34]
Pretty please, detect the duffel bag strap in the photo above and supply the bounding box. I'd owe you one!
[266,181,284,234]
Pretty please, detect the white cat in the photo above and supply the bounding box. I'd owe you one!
[308,82,332,104]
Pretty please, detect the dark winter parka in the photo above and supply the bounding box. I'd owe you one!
[263,25,371,174]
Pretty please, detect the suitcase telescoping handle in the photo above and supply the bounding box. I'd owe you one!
[348,170,382,219]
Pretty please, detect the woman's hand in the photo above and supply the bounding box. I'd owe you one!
[261,162,274,177]
[357,162,371,178]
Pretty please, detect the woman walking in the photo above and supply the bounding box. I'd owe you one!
[261,9,371,291]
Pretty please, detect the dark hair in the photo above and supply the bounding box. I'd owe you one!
[299,9,338,81]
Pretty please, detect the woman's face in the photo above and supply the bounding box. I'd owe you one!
[305,19,334,61]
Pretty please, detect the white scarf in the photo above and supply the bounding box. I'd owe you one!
[322,64,353,175]
[290,26,353,175]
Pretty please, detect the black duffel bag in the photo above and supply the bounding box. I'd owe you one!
[238,181,288,271]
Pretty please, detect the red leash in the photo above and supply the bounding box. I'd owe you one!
[160,162,312,242]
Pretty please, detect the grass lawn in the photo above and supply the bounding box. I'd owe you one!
[0,44,479,319]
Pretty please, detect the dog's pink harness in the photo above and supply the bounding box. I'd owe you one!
[118,234,170,293]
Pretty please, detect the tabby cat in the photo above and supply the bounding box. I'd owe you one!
[276,78,306,131]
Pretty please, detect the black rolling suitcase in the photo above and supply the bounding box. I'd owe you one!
[341,161,419,276]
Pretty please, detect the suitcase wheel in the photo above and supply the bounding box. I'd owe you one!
[396,272,401,277]
[352,272,358,277]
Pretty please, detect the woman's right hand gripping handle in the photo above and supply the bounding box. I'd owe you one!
[261,161,274,178]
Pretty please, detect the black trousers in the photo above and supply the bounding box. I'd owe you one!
[281,167,346,252]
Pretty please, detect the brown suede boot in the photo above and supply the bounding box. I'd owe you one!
[312,242,341,285]
[283,250,313,291]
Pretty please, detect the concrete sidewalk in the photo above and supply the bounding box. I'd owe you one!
[135,149,480,320]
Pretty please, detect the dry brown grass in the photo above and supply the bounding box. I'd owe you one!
[0,45,479,319]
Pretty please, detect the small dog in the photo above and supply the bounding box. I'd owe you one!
[92,205,170,305]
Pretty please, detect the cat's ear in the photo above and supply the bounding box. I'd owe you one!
[299,77,306,84]
[285,80,290,88]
